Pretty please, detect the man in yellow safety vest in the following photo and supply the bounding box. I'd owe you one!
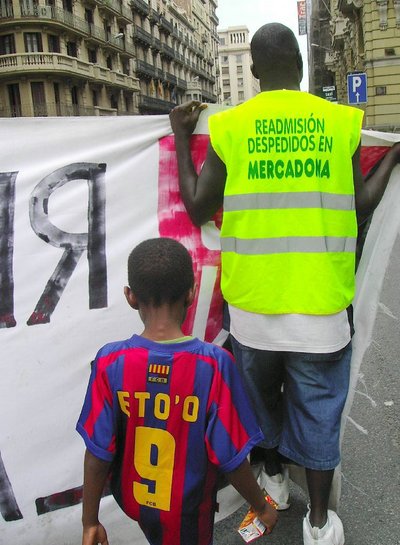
[170,22,400,545]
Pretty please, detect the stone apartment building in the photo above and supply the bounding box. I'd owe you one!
[217,25,259,106]
[309,0,400,131]
[0,0,219,116]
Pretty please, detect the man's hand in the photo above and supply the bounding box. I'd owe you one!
[354,139,400,222]
[82,522,109,545]
[169,101,208,138]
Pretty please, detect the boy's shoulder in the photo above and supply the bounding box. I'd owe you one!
[195,339,234,363]
[94,335,139,361]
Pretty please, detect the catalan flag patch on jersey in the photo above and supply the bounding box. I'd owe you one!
[147,363,170,384]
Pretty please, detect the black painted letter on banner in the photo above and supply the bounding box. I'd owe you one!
[28,163,107,325]
[0,172,18,329]
[0,451,23,521]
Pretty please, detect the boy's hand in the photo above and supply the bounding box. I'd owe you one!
[82,523,109,545]
[254,501,278,534]
[169,101,208,138]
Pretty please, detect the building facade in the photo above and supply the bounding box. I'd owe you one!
[308,0,400,131]
[217,25,259,106]
[307,0,336,97]
[0,0,218,117]
[134,0,219,114]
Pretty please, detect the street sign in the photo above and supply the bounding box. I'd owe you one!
[347,72,367,105]
[321,85,337,102]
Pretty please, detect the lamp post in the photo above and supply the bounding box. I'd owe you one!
[309,43,336,101]
[311,43,331,52]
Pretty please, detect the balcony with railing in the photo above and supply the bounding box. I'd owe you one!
[135,58,164,79]
[15,4,89,32]
[210,11,219,25]
[190,63,216,84]
[201,89,217,103]
[171,26,179,40]
[132,24,153,47]
[174,52,185,65]
[176,77,187,90]
[164,72,177,86]
[150,36,161,51]
[159,15,173,34]
[4,5,134,54]
[97,0,133,23]
[160,42,175,60]
[138,94,175,113]
[0,53,140,90]
[148,8,159,23]
[118,3,133,23]
[130,0,149,16]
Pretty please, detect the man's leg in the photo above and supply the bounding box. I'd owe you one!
[263,446,283,477]
[305,468,334,527]
[230,336,290,509]
[280,345,351,544]
[230,336,284,452]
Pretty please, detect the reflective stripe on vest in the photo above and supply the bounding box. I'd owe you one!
[221,235,357,255]
[223,192,355,212]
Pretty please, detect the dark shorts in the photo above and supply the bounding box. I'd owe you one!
[231,337,352,471]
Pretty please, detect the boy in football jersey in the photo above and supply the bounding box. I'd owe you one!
[77,237,278,545]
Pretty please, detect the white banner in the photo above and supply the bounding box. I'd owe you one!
[0,110,399,544]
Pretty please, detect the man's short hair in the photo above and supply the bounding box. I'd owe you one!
[251,23,301,73]
[128,238,194,306]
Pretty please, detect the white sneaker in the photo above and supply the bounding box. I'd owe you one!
[258,466,290,510]
[303,508,345,545]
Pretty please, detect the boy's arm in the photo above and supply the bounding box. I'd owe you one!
[353,141,400,224]
[226,459,278,532]
[82,449,111,545]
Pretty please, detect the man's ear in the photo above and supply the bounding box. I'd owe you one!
[185,285,197,308]
[297,50,304,82]
[124,286,139,309]
[251,63,259,79]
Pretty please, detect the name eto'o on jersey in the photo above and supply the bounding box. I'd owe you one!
[117,390,200,423]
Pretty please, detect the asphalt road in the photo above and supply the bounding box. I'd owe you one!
[214,236,400,545]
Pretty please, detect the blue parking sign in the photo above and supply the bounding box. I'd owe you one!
[347,72,367,105]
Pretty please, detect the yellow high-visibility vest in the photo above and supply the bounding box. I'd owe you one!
[209,90,364,315]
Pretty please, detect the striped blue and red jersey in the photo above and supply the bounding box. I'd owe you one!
[76,335,263,545]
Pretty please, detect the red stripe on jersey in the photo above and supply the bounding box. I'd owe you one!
[159,351,198,544]
[108,435,116,455]
[119,347,150,522]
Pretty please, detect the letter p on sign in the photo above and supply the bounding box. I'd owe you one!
[352,76,362,93]
[347,72,367,105]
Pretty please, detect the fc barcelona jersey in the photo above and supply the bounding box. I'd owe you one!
[76,335,263,545]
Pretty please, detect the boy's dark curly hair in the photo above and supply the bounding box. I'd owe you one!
[128,238,194,306]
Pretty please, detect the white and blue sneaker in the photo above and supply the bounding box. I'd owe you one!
[303,508,345,545]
